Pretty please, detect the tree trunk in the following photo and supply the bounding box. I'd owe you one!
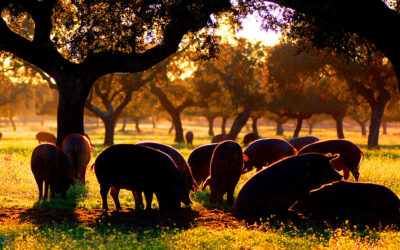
[56,86,90,146]
[276,121,284,136]
[9,116,16,131]
[382,120,387,135]
[227,108,251,140]
[168,123,174,134]
[252,117,259,135]
[293,117,303,138]
[103,117,117,146]
[221,116,228,134]
[172,112,184,143]
[151,116,157,128]
[207,116,215,136]
[121,117,127,132]
[368,102,388,149]
[334,116,345,139]
[41,117,45,126]
[308,123,313,134]
[134,117,141,133]
[96,117,99,127]
[356,120,368,136]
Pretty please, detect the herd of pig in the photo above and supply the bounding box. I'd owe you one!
[30,131,400,223]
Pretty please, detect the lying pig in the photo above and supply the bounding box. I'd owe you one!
[31,144,75,200]
[234,153,342,220]
[94,144,191,211]
[292,181,400,221]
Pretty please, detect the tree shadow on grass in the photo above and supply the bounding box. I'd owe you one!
[191,190,234,211]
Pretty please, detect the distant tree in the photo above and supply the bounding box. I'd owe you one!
[348,97,370,136]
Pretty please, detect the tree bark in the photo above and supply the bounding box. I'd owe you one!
[151,116,157,128]
[334,116,345,139]
[252,117,259,135]
[356,120,368,136]
[206,116,215,136]
[308,123,313,134]
[368,102,388,149]
[221,116,228,134]
[293,117,303,138]
[276,121,284,135]
[168,123,174,134]
[227,108,251,140]
[172,112,184,143]
[103,117,117,146]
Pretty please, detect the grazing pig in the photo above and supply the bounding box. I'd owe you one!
[203,140,243,205]
[289,136,319,151]
[243,138,296,172]
[36,132,57,144]
[62,133,91,183]
[31,144,75,200]
[94,144,190,211]
[185,131,194,145]
[136,142,197,192]
[292,181,400,221]
[188,143,218,185]
[242,132,259,146]
[211,133,228,143]
[297,139,364,180]
[234,153,342,220]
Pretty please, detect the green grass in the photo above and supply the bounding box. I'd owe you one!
[1,120,400,248]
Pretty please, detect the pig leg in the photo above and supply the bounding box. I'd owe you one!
[144,191,153,210]
[44,181,50,200]
[100,185,111,211]
[343,169,350,180]
[110,186,122,211]
[78,166,86,184]
[36,179,43,201]
[132,191,144,210]
[227,188,234,205]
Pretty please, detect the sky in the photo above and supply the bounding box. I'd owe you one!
[236,15,281,46]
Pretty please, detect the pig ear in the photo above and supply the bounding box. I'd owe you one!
[326,153,340,161]
[242,154,249,162]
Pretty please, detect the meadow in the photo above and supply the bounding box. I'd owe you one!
[1,118,400,249]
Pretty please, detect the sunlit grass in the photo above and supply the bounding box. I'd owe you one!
[2,119,400,248]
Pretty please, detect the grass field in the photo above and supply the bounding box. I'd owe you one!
[1,119,400,248]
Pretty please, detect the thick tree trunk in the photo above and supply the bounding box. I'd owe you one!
[134,117,141,133]
[207,116,215,136]
[334,116,345,139]
[368,102,388,149]
[221,116,228,134]
[252,117,259,135]
[57,87,89,146]
[227,108,251,140]
[293,117,303,138]
[103,118,117,146]
[172,112,184,143]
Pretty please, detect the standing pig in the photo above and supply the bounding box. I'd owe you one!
[62,133,91,183]
[234,153,342,220]
[136,142,197,191]
[243,138,296,172]
[242,132,259,146]
[203,140,244,205]
[289,136,319,151]
[188,143,218,185]
[94,144,190,211]
[297,139,364,180]
[185,131,194,145]
[292,181,400,221]
[36,132,57,144]
[31,144,75,200]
